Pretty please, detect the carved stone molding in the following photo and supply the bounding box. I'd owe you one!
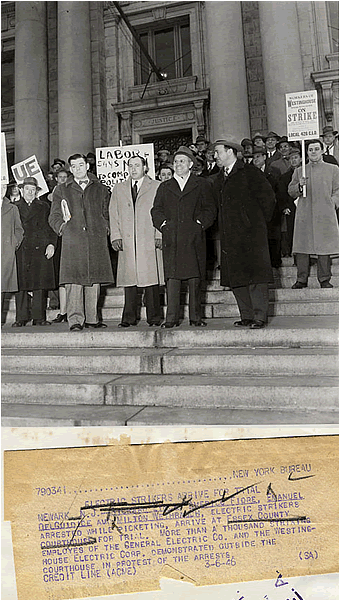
[120,110,132,144]
[193,100,205,135]
[312,68,339,123]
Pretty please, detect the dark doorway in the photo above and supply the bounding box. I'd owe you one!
[142,129,193,155]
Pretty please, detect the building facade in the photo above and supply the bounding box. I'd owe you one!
[1,1,339,172]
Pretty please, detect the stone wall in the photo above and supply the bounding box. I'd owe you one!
[241,1,267,136]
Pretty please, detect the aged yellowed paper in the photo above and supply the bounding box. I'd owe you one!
[4,435,338,599]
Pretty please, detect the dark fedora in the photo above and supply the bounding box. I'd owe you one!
[51,158,66,168]
[252,147,267,155]
[266,131,280,140]
[18,176,41,191]
[276,136,290,147]
[195,134,208,144]
[241,138,253,147]
[321,125,338,137]
[173,145,196,165]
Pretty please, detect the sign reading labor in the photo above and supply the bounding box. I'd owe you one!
[11,154,49,196]
[285,90,319,140]
[1,132,9,184]
[96,143,155,190]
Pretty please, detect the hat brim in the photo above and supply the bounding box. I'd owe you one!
[18,182,42,191]
[320,131,338,137]
[214,139,242,153]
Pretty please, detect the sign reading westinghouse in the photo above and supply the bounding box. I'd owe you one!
[286,90,319,140]
[96,144,155,191]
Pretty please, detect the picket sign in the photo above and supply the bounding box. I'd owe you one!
[11,155,49,196]
[1,132,9,185]
[285,90,319,198]
[96,143,155,191]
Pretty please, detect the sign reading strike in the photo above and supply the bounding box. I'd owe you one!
[96,143,155,190]
[11,155,49,196]
[286,90,319,140]
[1,132,9,184]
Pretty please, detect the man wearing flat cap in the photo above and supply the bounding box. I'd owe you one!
[213,136,276,329]
[151,146,216,327]
[13,177,57,327]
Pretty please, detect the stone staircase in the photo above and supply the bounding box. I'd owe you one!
[2,257,339,426]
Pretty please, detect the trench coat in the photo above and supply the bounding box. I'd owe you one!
[1,197,24,292]
[288,159,339,255]
[109,175,164,288]
[15,197,56,291]
[212,161,275,288]
[49,173,113,286]
[151,174,217,280]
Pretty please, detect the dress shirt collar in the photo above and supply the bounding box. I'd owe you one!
[173,171,191,191]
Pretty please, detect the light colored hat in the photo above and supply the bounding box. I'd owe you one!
[213,135,242,153]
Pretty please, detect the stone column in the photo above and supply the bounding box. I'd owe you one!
[259,2,304,134]
[205,1,250,140]
[58,2,93,159]
[15,2,48,169]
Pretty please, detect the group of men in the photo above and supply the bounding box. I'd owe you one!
[2,127,339,331]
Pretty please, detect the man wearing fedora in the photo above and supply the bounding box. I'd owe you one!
[321,125,339,164]
[151,146,216,327]
[13,177,57,327]
[212,136,275,329]
[271,137,292,175]
[265,131,281,167]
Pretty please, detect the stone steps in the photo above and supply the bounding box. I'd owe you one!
[2,373,338,409]
[2,347,337,376]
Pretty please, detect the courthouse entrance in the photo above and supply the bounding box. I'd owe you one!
[142,129,193,155]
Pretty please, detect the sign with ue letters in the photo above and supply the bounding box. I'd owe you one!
[285,90,319,141]
[1,132,9,184]
[96,143,155,191]
[11,155,49,197]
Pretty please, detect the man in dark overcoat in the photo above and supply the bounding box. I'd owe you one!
[276,145,301,257]
[1,183,24,325]
[49,153,113,331]
[13,177,57,327]
[151,146,216,327]
[213,137,276,329]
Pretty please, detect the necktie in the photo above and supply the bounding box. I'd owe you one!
[132,182,138,204]
[326,147,330,155]
[224,167,229,178]
[79,179,89,189]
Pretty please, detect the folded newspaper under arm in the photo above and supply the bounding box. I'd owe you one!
[61,198,71,222]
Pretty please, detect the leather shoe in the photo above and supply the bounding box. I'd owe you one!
[161,322,180,328]
[250,320,266,329]
[234,319,253,327]
[84,322,108,328]
[32,319,51,326]
[320,281,333,288]
[189,320,207,326]
[11,320,27,327]
[70,323,83,331]
[118,321,137,328]
[52,313,67,323]
[291,281,307,289]
[148,321,163,327]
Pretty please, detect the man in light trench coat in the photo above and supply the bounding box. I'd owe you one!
[109,156,164,327]
[288,138,339,288]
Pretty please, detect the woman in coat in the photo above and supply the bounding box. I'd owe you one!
[1,184,24,323]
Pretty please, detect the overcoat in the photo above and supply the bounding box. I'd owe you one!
[15,197,56,291]
[212,161,275,288]
[49,173,113,286]
[109,175,164,288]
[288,159,339,255]
[151,173,216,280]
[1,197,24,292]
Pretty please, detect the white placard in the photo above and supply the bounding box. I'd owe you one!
[11,154,49,196]
[286,90,319,141]
[1,132,9,184]
[96,143,155,190]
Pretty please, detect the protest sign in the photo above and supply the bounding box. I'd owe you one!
[286,91,319,197]
[11,155,49,196]
[96,143,155,190]
[1,132,9,184]
[285,90,319,140]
